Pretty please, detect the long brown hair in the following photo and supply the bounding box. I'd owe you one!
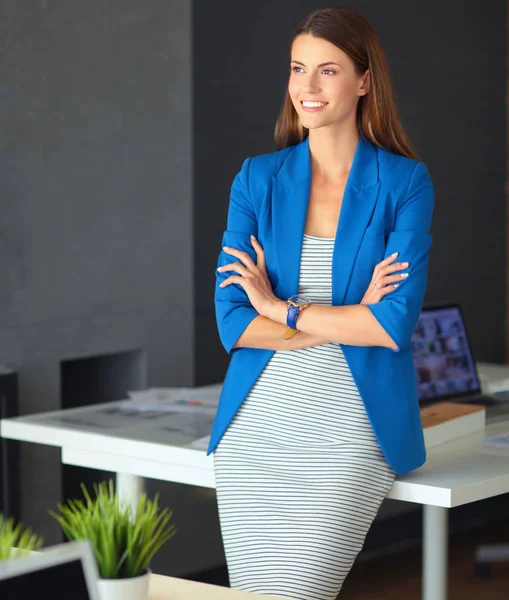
[274,7,420,160]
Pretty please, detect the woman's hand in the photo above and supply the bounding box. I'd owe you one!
[360,252,410,305]
[217,235,280,317]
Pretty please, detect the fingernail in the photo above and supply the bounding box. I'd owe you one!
[401,273,409,278]
[217,267,222,271]
[392,252,399,257]
[223,246,228,250]
[250,234,255,239]
[394,284,399,288]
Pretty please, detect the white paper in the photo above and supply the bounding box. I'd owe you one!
[125,386,221,411]
[38,410,139,431]
[484,432,509,447]
[187,434,211,451]
[153,413,215,440]
[25,386,221,443]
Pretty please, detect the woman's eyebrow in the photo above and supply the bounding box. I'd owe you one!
[291,60,341,68]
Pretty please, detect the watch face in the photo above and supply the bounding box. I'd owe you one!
[289,294,311,306]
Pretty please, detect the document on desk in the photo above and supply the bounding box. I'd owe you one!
[36,401,218,434]
[484,432,509,447]
[186,434,211,451]
[126,387,221,409]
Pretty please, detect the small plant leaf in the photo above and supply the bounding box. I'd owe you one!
[49,479,176,578]
[0,514,44,560]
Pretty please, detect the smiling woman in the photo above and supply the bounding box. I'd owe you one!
[211,7,434,600]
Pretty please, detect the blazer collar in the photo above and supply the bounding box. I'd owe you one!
[275,134,380,190]
[271,134,382,306]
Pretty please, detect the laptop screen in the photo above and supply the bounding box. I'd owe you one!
[0,559,91,600]
[411,305,481,401]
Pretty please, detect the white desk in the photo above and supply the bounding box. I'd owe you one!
[149,573,279,599]
[3,368,509,600]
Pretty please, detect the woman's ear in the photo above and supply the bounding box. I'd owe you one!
[359,69,370,96]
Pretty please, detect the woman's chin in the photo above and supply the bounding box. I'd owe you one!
[299,119,331,131]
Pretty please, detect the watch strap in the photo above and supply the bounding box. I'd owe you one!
[283,327,299,340]
[286,304,301,329]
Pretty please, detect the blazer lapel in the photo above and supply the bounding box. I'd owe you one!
[272,135,381,305]
[271,137,311,301]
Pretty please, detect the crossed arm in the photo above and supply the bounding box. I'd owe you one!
[215,158,434,356]
[231,304,398,352]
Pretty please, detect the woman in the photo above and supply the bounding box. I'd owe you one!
[208,7,434,600]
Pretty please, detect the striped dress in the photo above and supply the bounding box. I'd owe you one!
[213,234,396,600]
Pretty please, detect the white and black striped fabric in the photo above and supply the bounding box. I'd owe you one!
[213,234,396,600]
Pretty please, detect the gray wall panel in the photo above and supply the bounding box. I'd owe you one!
[0,0,194,551]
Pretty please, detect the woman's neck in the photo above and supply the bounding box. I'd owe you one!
[308,125,360,185]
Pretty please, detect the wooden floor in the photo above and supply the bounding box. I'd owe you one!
[340,516,509,599]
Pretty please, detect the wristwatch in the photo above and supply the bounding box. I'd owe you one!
[283,294,311,340]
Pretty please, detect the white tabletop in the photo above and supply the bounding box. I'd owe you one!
[149,573,279,599]
[3,378,509,509]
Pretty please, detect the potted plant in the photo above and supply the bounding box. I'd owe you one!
[0,513,43,560]
[50,480,176,600]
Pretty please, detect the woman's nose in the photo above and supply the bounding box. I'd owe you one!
[302,75,321,93]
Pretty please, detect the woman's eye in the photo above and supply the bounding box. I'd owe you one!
[291,66,335,75]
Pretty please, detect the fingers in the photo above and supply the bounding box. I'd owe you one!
[217,261,250,277]
[375,258,410,279]
[223,246,256,270]
[218,237,268,290]
[371,270,409,299]
[219,275,244,289]
[379,252,400,266]
[222,236,267,273]
[250,235,267,272]
[384,260,409,273]
[361,279,395,304]
[367,281,397,303]
[382,272,409,286]
[380,284,397,297]
[373,254,396,279]
[363,252,412,305]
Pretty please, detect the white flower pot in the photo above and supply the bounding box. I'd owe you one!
[96,570,150,600]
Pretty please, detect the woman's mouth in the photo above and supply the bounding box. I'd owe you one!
[300,100,328,112]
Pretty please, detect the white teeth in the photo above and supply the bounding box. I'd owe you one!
[302,101,327,107]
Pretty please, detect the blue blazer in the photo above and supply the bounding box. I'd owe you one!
[207,135,435,475]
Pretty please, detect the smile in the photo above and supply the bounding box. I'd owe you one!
[300,101,328,112]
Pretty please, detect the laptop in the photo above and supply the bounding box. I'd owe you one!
[411,302,509,421]
[0,540,101,600]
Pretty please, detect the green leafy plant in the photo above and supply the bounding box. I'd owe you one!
[0,513,43,560]
[49,480,176,579]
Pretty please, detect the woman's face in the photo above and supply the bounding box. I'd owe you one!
[288,34,369,131]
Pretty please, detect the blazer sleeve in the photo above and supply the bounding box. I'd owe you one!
[367,161,435,353]
[215,157,260,354]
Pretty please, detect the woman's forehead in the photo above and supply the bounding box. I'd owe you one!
[291,35,349,65]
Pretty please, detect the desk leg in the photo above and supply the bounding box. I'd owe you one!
[116,473,144,516]
[423,505,448,600]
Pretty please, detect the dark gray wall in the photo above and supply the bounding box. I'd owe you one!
[0,0,204,573]
[194,0,507,383]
